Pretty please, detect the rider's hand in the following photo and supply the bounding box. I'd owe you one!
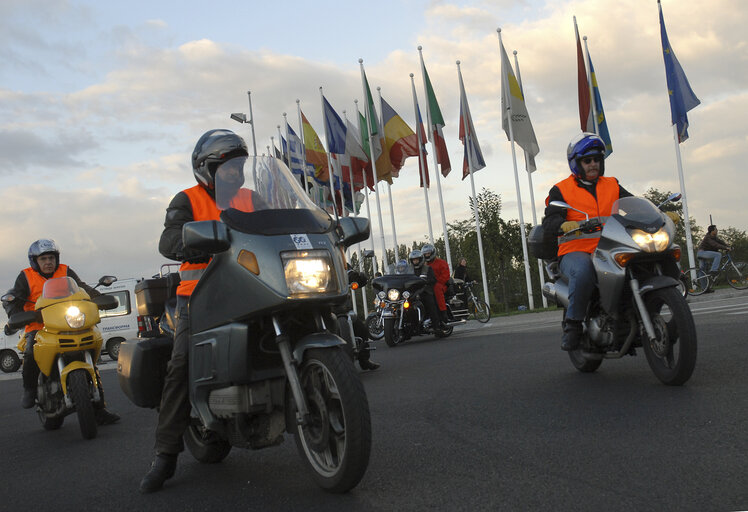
[665,211,680,224]
[560,221,580,234]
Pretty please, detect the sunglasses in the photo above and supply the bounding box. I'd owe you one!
[580,155,603,164]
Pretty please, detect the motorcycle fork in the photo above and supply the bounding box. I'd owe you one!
[628,276,657,341]
[398,303,405,330]
[272,316,309,426]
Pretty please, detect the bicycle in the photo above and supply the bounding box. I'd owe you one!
[683,250,748,296]
[462,281,491,323]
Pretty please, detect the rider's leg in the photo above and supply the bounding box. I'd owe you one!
[698,250,721,274]
[559,252,595,351]
[21,330,39,408]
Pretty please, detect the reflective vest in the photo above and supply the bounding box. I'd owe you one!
[22,264,69,333]
[555,175,620,257]
[176,185,254,296]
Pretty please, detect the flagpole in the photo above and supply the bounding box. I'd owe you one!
[295,100,311,198]
[320,89,341,220]
[672,124,696,268]
[513,50,548,308]
[342,109,367,315]
[359,59,389,273]
[582,36,599,136]
[498,28,535,310]
[376,86,401,262]
[355,99,379,278]
[409,73,434,244]
[418,46,453,271]
[457,61,490,307]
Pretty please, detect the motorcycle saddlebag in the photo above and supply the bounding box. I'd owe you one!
[117,337,173,408]
[134,274,180,316]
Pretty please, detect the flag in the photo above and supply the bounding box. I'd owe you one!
[283,123,307,176]
[380,96,419,177]
[358,111,377,189]
[322,96,369,192]
[421,61,452,177]
[575,17,594,133]
[415,99,430,188]
[458,67,486,180]
[659,0,700,143]
[586,48,613,156]
[500,38,540,171]
[301,111,329,183]
[361,69,391,182]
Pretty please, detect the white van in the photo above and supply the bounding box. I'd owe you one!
[97,278,141,361]
[0,331,22,373]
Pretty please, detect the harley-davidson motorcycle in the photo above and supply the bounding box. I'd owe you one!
[372,273,465,347]
[530,194,697,385]
[118,156,371,493]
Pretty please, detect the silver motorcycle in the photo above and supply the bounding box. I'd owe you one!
[535,194,697,385]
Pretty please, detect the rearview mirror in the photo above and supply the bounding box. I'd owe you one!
[97,275,118,288]
[337,217,370,248]
[183,221,231,254]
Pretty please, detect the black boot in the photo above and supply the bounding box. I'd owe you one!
[561,320,583,351]
[95,408,121,425]
[359,358,380,371]
[140,453,178,493]
[21,387,36,409]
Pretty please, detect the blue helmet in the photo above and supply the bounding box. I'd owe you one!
[567,132,606,178]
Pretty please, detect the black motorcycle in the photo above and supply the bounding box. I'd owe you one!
[372,273,461,347]
[118,156,372,492]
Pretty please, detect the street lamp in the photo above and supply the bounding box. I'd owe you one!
[230,112,249,124]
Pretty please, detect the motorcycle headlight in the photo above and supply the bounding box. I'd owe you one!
[387,289,400,301]
[65,305,86,328]
[631,228,670,253]
[281,250,337,297]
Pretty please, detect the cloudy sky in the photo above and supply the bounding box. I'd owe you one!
[1,0,746,310]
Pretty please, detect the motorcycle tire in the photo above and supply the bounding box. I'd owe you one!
[383,318,403,347]
[365,312,384,340]
[293,347,371,493]
[184,423,232,463]
[38,411,64,430]
[68,369,97,440]
[336,316,355,362]
[642,287,697,386]
[471,300,491,323]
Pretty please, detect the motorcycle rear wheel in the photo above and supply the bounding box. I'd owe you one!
[642,287,697,386]
[68,370,97,440]
[383,318,404,347]
[184,423,232,463]
[293,347,371,493]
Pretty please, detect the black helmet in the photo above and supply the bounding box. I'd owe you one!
[409,249,424,272]
[28,239,60,272]
[192,129,249,189]
[421,244,436,263]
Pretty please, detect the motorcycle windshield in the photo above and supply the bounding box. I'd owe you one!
[610,197,664,227]
[215,156,333,235]
[41,277,79,299]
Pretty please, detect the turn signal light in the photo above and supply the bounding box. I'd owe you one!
[614,252,636,267]
[671,247,681,261]
[403,301,410,309]
[351,282,359,290]
[237,250,260,275]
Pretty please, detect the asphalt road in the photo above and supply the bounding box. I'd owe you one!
[0,291,746,511]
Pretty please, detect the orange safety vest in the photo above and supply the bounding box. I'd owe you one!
[555,175,620,257]
[176,185,255,296]
[22,264,69,333]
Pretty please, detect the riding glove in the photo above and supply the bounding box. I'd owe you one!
[665,211,680,224]
[560,221,580,234]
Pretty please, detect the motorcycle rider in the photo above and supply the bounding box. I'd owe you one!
[3,239,120,424]
[409,249,444,334]
[140,129,265,494]
[421,244,450,323]
[541,133,634,351]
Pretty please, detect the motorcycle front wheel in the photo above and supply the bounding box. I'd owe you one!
[383,318,404,347]
[184,423,232,463]
[365,312,384,340]
[642,287,697,385]
[68,369,97,440]
[294,347,371,493]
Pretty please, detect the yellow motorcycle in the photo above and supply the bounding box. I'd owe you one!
[4,276,118,439]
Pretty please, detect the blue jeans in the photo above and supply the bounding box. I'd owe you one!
[560,251,596,322]
[697,250,721,273]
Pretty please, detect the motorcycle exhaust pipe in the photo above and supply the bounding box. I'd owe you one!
[543,282,570,308]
